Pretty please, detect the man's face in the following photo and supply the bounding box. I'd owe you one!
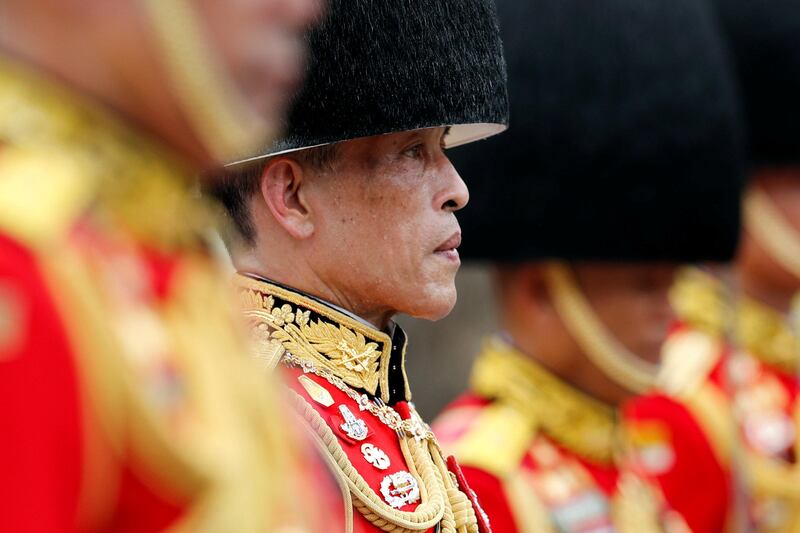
[196,0,322,127]
[303,127,468,322]
[570,263,677,365]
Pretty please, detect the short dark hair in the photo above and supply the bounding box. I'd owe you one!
[208,143,339,245]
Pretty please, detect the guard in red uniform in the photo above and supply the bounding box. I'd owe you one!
[430,0,745,531]
[211,1,509,531]
[623,2,800,531]
[0,1,328,531]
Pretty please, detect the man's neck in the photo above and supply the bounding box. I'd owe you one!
[505,332,630,407]
[235,254,394,330]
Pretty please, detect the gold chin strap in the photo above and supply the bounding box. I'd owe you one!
[543,261,658,393]
[141,0,272,163]
[745,186,800,281]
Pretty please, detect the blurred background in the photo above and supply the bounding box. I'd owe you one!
[399,265,498,419]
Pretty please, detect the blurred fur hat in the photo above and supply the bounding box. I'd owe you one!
[452,0,745,263]
[713,0,800,166]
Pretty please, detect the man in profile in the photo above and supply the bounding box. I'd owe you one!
[213,1,508,530]
[625,1,800,530]
[430,0,744,530]
[0,0,328,530]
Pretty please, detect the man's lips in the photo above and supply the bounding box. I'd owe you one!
[435,232,462,253]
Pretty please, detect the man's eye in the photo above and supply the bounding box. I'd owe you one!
[403,144,424,159]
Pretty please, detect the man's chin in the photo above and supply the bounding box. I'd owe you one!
[404,285,457,322]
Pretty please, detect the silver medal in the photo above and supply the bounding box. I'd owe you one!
[339,404,369,441]
[361,443,391,470]
[380,471,420,509]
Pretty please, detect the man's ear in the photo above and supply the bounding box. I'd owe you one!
[259,157,314,239]
[520,264,555,316]
[494,264,553,329]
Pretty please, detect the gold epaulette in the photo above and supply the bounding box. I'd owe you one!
[669,268,728,337]
[0,56,205,251]
[657,327,722,398]
[445,403,535,479]
[469,336,617,464]
[0,146,97,247]
[0,59,99,245]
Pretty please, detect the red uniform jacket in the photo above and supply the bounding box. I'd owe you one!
[433,337,685,533]
[0,57,325,532]
[236,274,490,533]
[623,270,800,532]
[623,323,800,533]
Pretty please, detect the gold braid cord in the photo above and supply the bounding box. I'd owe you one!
[544,262,657,393]
[431,447,479,533]
[289,391,477,533]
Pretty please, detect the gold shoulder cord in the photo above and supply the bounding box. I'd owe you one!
[543,262,658,393]
[612,472,685,533]
[503,471,556,533]
[290,391,479,533]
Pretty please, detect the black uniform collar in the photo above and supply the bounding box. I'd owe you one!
[235,272,411,404]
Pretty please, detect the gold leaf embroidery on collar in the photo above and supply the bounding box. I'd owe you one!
[303,320,381,377]
[238,285,384,394]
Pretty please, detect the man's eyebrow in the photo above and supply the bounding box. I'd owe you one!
[441,126,452,142]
